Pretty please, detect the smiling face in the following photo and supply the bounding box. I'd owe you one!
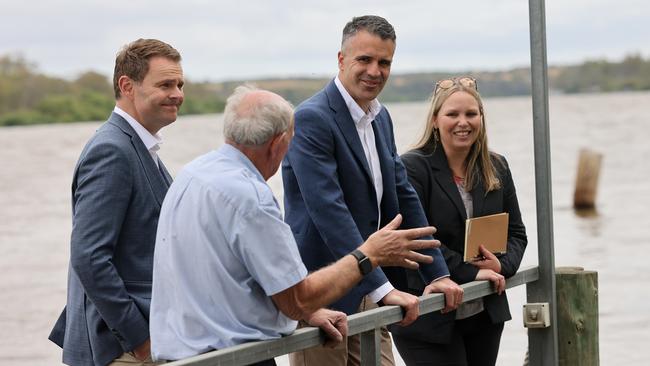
[433,91,482,157]
[337,30,395,112]
[118,56,184,134]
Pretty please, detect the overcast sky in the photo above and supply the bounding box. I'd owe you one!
[1,0,648,82]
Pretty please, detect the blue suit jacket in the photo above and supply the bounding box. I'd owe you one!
[282,80,449,315]
[49,113,172,366]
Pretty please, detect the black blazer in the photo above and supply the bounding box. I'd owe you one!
[392,146,527,344]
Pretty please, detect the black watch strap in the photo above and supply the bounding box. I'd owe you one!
[350,249,373,276]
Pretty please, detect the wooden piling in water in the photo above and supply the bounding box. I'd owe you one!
[556,267,599,366]
[573,149,602,209]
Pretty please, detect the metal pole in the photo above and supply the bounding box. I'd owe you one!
[527,0,559,365]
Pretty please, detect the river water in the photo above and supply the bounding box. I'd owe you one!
[1,91,649,365]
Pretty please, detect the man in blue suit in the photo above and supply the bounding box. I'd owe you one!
[49,39,184,366]
[282,16,464,365]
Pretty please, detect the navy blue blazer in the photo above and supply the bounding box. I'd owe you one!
[397,146,527,343]
[49,113,172,366]
[282,80,449,315]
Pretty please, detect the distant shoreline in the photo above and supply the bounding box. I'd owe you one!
[2,53,649,126]
[4,89,650,129]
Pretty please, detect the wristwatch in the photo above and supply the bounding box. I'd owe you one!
[350,249,373,276]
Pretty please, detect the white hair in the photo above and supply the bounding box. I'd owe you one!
[223,84,293,146]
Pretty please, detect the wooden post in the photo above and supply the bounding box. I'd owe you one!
[573,149,602,209]
[556,267,599,366]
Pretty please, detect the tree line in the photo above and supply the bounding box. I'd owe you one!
[0,55,224,126]
[1,53,649,126]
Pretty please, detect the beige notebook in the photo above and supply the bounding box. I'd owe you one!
[463,212,509,262]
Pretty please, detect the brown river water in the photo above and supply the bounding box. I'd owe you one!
[1,91,649,365]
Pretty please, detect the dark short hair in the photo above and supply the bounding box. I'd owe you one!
[342,15,396,47]
[113,38,181,99]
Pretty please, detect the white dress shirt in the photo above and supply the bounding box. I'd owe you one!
[334,77,393,303]
[113,106,163,167]
[454,179,484,319]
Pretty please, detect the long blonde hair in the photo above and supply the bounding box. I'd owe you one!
[413,81,503,192]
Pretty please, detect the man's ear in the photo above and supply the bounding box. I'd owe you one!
[337,51,344,71]
[268,132,286,157]
[118,75,134,98]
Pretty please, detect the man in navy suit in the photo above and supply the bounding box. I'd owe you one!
[282,16,464,365]
[49,39,184,366]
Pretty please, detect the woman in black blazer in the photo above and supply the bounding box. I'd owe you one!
[395,77,527,366]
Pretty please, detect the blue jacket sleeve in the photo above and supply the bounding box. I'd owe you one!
[401,151,476,284]
[284,107,389,291]
[390,136,450,281]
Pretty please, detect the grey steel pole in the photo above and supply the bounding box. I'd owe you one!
[527,0,559,365]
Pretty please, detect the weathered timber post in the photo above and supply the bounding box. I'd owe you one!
[573,149,602,209]
[556,267,599,366]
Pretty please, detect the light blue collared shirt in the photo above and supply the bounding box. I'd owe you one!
[150,144,308,360]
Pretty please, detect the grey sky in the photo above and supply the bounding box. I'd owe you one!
[1,0,648,81]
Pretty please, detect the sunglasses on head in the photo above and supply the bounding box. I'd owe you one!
[434,77,478,95]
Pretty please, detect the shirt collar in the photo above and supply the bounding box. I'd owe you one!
[334,76,382,127]
[218,144,266,183]
[113,106,163,152]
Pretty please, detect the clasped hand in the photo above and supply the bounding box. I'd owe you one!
[423,277,464,314]
[306,308,348,348]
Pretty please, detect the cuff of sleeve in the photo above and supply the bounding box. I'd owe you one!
[429,274,450,284]
[451,263,480,284]
[110,305,149,352]
[419,248,451,281]
[368,282,394,303]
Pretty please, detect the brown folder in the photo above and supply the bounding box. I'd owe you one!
[463,212,508,262]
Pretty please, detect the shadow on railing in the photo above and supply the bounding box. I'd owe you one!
[167,266,540,366]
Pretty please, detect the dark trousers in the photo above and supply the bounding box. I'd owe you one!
[392,310,504,366]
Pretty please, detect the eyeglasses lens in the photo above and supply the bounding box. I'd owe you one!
[458,77,476,89]
[434,77,478,95]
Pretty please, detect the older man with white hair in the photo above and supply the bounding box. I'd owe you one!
[149,85,440,365]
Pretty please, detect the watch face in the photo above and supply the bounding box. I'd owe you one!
[351,249,372,275]
[359,257,372,275]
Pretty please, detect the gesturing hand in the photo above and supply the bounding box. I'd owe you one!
[359,214,440,270]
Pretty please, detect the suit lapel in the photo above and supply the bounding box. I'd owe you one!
[429,147,467,220]
[158,159,172,187]
[109,113,169,207]
[326,81,374,183]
